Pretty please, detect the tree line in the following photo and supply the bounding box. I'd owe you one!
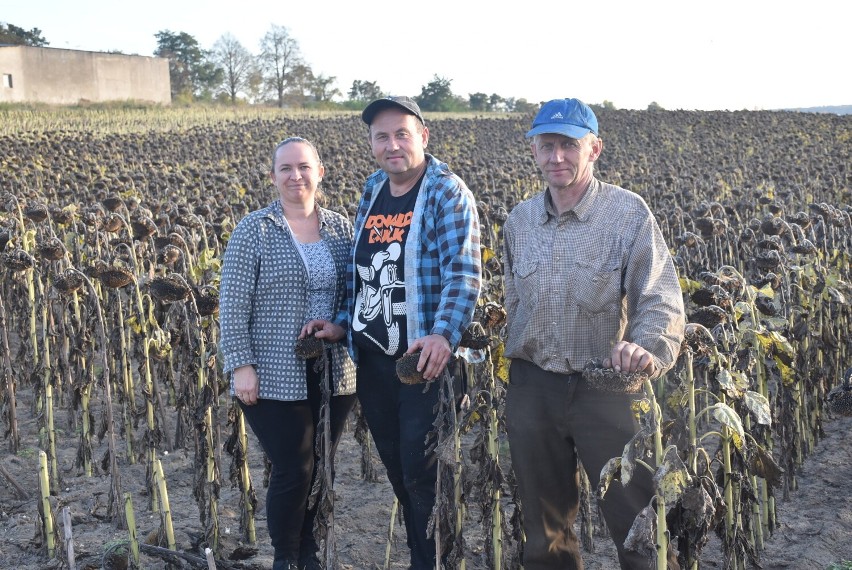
[1,22,539,113]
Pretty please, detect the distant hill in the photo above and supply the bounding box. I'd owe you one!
[783,105,852,115]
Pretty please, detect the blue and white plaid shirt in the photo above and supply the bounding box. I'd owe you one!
[344,154,481,359]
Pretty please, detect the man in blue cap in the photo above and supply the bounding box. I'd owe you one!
[502,98,685,569]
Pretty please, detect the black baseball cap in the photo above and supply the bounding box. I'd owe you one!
[361,96,425,126]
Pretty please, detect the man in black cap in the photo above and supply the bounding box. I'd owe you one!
[349,96,481,569]
[502,98,685,569]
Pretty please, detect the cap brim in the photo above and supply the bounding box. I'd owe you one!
[362,99,423,125]
[525,124,593,139]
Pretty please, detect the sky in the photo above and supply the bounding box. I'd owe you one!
[5,0,851,111]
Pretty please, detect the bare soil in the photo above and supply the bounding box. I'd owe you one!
[0,380,850,570]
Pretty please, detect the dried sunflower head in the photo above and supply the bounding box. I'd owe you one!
[582,358,647,393]
[826,367,852,417]
[101,213,123,233]
[294,334,324,360]
[459,322,490,350]
[478,301,507,329]
[97,264,135,288]
[690,285,731,309]
[131,216,157,240]
[23,202,49,223]
[192,286,219,316]
[689,305,728,329]
[37,237,66,261]
[49,206,75,225]
[174,214,203,230]
[1,248,35,271]
[754,250,782,271]
[396,352,425,385]
[53,269,84,296]
[102,194,125,212]
[156,244,182,265]
[0,229,12,252]
[682,323,716,356]
[788,239,817,255]
[149,274,191,302]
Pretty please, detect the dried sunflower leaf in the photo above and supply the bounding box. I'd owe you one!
[743,390,772,425]
[711,403,745,442]
[654,452,691,508]
[597,456,621,499]
[623,505,657,558]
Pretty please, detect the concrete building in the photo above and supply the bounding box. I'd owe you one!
[0,45,171,105]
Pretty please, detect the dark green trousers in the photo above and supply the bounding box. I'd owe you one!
[506,358,677,570]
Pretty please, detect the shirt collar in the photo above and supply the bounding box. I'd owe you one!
[541,178,601,223]
[263,199,326,230]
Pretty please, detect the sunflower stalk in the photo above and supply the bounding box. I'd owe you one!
[77,270,124,525]
[38,449,56,557]
[154,456,176,550]
[124,492,141,568]
[235,407,256,543]
[185,289,219,554]
[0,287,20,452]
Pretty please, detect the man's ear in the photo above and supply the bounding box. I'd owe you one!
[589,137,604,163]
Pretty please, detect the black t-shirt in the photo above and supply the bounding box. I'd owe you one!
[352,178,421,357]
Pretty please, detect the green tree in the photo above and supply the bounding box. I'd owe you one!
[348,80,385,103]
[469,92,489,112]
[211,33,256,104]
[285,63,313,106]
[489,93,507,112]
[509,98,537,114]
[154,30,221,101]
[310,74,341,104]
[647,101,664,111]
[259,24,303,108]
[416,75,460,112]
[601,100,617,110]
[0,23,48,46]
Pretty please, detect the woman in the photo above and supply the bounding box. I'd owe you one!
[219,137,356,570]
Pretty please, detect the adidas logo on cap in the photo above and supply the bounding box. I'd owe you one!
[550,112,564,120]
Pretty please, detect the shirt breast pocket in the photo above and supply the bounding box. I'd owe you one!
[512,259,539,308]
[573,260,622,315]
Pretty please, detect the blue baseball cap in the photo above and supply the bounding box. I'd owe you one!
[525,98,598,139]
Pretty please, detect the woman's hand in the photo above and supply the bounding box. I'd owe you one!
[233,365,259,405]
[301,319,345,343]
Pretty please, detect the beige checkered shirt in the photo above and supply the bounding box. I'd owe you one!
[503,178,685,375]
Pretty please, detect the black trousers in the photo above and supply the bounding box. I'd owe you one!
[506,358,675,570]
[355,349,445,570]
[239,358,356,564]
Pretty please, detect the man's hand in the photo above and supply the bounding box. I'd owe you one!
[407,334,451,381]
[233,365,259,406]
[301,319,345,342]
[605,341,656,375]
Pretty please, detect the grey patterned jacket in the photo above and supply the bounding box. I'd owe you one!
[220,199,356,400]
